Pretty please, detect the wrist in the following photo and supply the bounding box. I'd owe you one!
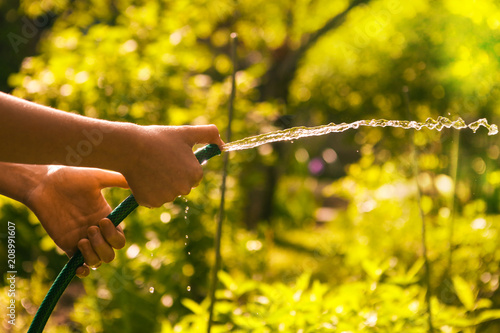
[94,121,144,175]
[61,119,142,174]
[0,163,49,205]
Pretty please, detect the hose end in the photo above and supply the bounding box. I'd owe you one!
[195,144,221,165]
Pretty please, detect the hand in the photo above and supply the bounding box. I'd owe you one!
[25,166,128,277]
[121,124,224,207]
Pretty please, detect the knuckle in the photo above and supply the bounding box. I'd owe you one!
[164,193,177,204]
[181,185,192,196]
[78,239,89,252]
[195,166,204,181]
[190,165,203,184]
[135,196,148,207]
[208,124,218,135]
[150,198,163,208]
[135,192,158,208]
[99,218,112,228]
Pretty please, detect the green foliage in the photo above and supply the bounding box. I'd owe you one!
[167,271,500,332]
[1,0,500,332]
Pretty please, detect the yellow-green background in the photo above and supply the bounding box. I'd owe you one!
[1,0,500,332]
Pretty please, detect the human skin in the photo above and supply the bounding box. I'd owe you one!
[0,163,129,277]
[0,91,224,207]
[0,92,224,276]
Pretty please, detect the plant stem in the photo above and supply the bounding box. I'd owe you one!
[207,32,237,333]
[403,87,434,332]
[448,129,460,272]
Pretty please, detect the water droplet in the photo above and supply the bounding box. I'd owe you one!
[188,252,191,255]
[185,242,187,245]
[91,267,97,271]
[149,287,154,293]
[185,235,189,239]
[187,286,191,292]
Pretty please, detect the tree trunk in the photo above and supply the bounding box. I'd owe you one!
[243,0,371,228]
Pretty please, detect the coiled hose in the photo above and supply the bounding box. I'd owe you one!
[28,144,222,333]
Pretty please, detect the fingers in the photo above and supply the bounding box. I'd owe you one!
[76,265,90,278]
[77,218,126,276]
[184,125,225,148]
[125,124,223,208]
[88,225,116,263]
[99,218,126,249]
[95,169,129,189]
[78,238,101,267]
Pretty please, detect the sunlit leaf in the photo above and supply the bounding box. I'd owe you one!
[181,298,205,315]
[452,275,475,311]
[475,309,500,324]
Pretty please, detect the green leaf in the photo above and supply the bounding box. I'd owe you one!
[361,259,383,280]
[452,275,475,311]
[218,270,237,291]
[406,258,425,280]
[476,309,500,324]
[181,298,205,315]
[295,272,311,292]
[475,298,492,310]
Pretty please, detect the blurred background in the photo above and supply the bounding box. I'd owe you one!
[1,0,500,332]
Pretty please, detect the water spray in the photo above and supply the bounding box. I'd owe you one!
[224,116,498,152]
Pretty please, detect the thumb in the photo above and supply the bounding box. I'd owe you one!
[95,169,129,189]
[183,125,224,148]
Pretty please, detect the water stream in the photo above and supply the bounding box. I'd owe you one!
[223,116,498,152]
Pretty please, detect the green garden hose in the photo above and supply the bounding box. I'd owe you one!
[28,143,222,333]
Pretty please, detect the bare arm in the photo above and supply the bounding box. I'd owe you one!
[0,92,224,207]
[0,91,133,169]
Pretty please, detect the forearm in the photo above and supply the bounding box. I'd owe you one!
[0,92,137,171]
[0,162,48,204]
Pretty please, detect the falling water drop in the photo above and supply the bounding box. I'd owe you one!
[187,286,191,292]
[149,287,154,293]
[188,252,191,255]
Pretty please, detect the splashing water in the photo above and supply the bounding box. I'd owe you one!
[223,116,498,152]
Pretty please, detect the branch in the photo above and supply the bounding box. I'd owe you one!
[260,0,371,101]
[268,0,371,99]
[296,0,371,59]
